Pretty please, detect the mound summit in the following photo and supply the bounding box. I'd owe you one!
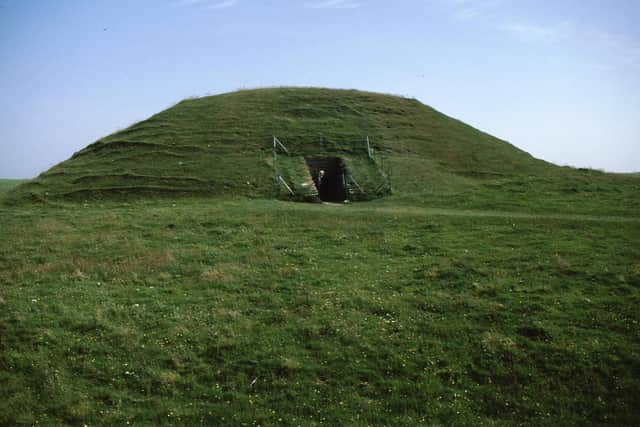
[9,87,552,203]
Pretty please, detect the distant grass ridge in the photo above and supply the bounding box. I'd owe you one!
[0,179,25,198]
[7,87,551,203]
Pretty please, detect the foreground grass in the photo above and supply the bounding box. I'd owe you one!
[1,197,639,425]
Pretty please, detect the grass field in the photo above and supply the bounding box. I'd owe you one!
[1,192,639,425]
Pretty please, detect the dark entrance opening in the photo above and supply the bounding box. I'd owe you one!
[306,157,347,202]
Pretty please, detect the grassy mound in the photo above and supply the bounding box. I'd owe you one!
[7,87,554,203]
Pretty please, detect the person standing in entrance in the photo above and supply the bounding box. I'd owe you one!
[317,170,325,188]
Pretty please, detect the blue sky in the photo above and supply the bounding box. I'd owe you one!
[1,0,639,177]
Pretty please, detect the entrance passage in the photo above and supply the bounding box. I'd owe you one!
[306,157,347,202]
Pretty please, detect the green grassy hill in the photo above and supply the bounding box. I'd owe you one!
[8,87,638,215]
[7,87,553,203]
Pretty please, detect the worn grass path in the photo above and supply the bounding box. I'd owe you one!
[5,200,638,224]
[281,202,640,224]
